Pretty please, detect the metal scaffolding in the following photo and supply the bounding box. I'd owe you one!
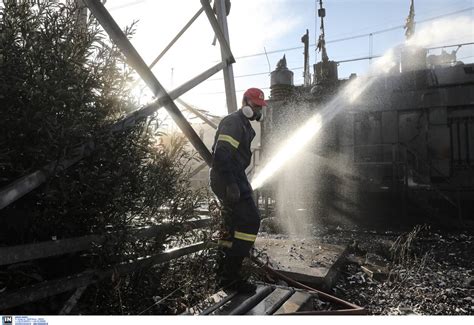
[0,0,238,210]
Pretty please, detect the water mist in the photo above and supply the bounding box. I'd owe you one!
[251,16,473,237]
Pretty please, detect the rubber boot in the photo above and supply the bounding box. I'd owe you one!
[219,255,239,288]
[219,255,256,294]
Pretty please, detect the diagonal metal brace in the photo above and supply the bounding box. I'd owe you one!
[0,61,225,210]
[200,0,235,64]
[83,0,212,166]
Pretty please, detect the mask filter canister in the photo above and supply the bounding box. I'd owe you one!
[242,105,254,119]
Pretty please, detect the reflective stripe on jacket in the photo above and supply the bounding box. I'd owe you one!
[211,109,256,197]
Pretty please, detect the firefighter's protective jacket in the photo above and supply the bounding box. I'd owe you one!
[211,109,255,198]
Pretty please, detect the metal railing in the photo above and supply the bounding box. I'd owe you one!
[0,212,213,311]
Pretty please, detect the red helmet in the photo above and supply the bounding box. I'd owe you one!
[243,88,267,107]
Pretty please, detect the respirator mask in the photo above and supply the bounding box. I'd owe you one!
[242,105,263,122]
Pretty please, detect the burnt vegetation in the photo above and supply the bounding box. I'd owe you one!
[0,1,219,314]
[330,225,474,315]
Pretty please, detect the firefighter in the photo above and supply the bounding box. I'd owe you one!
[210,88,266,293]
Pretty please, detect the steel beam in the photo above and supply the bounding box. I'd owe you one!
[228,286,273,315]
[0,60,224,210]
[200,0,234,64]
[188,161,209,179]
[148,7,205,70]
[199,291,239,315]
[0,140,95,210]
[137,61,226,120]
[84,0,212,166]
[59,285,88,315]
[0,242,207,310]
[247,287,295,315]
[214,0,238,113]
[176,98,218,129]
[112,61,225,132]
[0,218,211,266]
[168,62,225,106]
[130,6,205,89]
[0,2,229,210]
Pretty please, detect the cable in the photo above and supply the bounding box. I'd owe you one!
[208,42,474,83]
[325,0,469,40]
[108,0,145,12]
[197,42,474,95]
[208,67,304,81]
[233,7,474,61]
[196,87,270,95]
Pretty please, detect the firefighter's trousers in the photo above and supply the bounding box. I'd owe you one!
[220,196,260,256]
[210,180,260,257]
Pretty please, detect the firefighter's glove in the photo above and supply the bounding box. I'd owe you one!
[225,183,240,204]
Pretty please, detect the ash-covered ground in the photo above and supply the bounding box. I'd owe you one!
[315,225,473,315]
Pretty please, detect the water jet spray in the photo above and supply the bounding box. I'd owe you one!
[251,75,375,190]
[251,14,474,191]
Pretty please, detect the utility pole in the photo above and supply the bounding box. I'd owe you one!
[314,0,338,84]
[314,0,318,65]
[317,0,329,63]
[301,29,311,87]
[404,0,416,39]
[214,0,237,114]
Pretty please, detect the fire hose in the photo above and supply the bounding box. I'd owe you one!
[250,255,366,315]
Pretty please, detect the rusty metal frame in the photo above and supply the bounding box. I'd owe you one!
[83,0,213,165]
[209,0,237,113]
[176,98,218,129]
[0,1,238,311]
[147,7,205,71]
[0,218,211,266]
[0,0,237,210]
[0,242,208,311]
[200,0,234,64]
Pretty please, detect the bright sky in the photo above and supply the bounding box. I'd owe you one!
[105,0,474,117]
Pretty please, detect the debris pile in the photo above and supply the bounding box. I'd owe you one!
[327,226,473,315]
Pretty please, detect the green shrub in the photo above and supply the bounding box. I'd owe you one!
[0,1,213,314]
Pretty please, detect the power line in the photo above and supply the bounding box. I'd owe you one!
[323,0,469,41]
[198,40,474,93]
[427,42,474,51]
[197,87,271,95]
[233,7,474,60]
[207,42,474,82]
[208,67,304,81]
[108,0,145,11]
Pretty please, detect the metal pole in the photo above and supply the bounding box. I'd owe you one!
[302,29,310,86]
[176,98,218,129]
[75,0,88,32]
[0,61,226,210]
[214,0,238,113]
[188,161,208,179]
[168,62,225,101]
[136,64,225,122]
[0,141,95,211]
[84,0,212,166]
[131,6,205,89]
[200,0,235,64]
[149,7,204,70]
